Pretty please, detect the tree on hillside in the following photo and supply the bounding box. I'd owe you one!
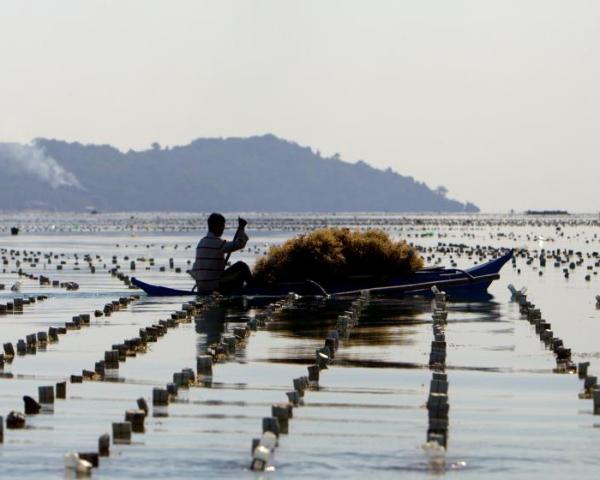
[435,186,448,197]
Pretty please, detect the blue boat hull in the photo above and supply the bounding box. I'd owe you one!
[131,250,513,298]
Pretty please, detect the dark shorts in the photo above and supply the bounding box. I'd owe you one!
[216,261,252,294]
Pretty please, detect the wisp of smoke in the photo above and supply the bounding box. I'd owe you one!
[0,142,82,189]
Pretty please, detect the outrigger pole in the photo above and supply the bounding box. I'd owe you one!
[306,272,500,298]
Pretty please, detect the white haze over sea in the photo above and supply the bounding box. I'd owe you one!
[0,143,82,189]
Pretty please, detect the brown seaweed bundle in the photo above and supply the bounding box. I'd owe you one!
[253,228,424,285]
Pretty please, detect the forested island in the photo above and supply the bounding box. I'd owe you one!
[0,135,478,213]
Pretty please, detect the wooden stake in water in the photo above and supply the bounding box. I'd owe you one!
[125,410,145,433]
[112,422,132,444]
[271,404,292,434]
[56,382,67,399]
[98,434,110,456]
[262,417,280,437]
[38,386,54,405]
[593,390,600,415]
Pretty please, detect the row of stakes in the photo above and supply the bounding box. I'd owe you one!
[2,297,221,475]
[419,245,509,268]
[111,259,195,290]
[4,251,188,295]
[111,257,189,287]
[510,286,600,417]
[575,300,600,413]
[97,294,257,475]
[4,376,141,475]
[424,286,450,459]
[4,292,267,470]
[111,269,144,289]
[3,248,209,288]
[0,294,48,315]
[250,290,370,471]
[511,286,577,374]
[1,296,140,372]
[74,297,213,383]
[11,215,600,233]
[67,297,229,475]
[0,295,144,443]
[11,251,95,275]
[196,304,258,365]
[17,269,79,290]
[0,373,93,471]
[3,250,143,283]
[2,247,189,269]
[509,248,600,280]
[2,249,129,273]
[5,252,154,291]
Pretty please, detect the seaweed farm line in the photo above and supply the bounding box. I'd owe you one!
[1,213,600,478]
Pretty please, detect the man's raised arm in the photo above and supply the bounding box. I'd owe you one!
[221,217,248,253]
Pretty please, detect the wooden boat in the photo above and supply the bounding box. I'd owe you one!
[131,249,513,298]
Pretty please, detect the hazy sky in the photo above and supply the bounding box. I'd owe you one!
[1,0,599,212]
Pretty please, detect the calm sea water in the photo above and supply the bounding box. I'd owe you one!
[1,212,600,479]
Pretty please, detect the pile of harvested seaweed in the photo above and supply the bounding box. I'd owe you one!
[253,228,424,285]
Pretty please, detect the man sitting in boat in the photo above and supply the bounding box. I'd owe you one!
[189,213,252,294]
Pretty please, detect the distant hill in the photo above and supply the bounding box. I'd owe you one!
[0,135,478,212]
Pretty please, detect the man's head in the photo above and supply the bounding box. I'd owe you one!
[207,212,226,236]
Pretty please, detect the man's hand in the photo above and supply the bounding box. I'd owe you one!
[238,217,248,229]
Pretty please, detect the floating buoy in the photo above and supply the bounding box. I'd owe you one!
[78,452,99,468]
[422,440,446,471]
[64,452,93,475]
[6,411,26,429]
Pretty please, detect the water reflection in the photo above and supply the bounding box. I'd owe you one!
[195,302,252,372]
[244,293,505,369]
[195,305,227,351]
[265,296,429,347]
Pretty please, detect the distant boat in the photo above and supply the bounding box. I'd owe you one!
[525,210,569,215]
